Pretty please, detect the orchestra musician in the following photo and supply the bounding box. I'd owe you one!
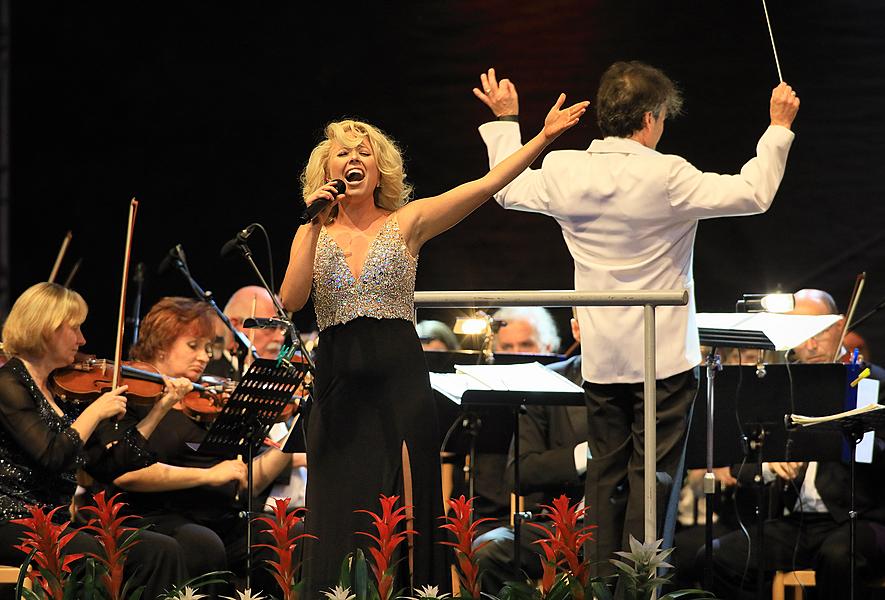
[109,297,295,596]
[0,282,187,599]
[706,289,885,598]
[280,94,588,595]
[474,62,800,572]
[204,285,286,380]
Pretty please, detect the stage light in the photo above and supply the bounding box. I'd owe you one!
[735,293,795,313]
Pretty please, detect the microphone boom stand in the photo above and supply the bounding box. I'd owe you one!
[168,251,258,380]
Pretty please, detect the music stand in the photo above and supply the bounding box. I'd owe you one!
[695,312,841,596]
[453,363,584,580]
[196,357,307,589]
[787,403,885,600]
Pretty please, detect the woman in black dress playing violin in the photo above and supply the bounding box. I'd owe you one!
[0,282,187,599]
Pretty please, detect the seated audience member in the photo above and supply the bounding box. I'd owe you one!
[475,314,585,593]
[0,283,186,599]
[705,289,885,599]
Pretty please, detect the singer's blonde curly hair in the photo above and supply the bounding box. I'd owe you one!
[300,119,412,214]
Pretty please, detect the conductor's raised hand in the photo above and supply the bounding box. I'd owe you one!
[542,94,590,141]
[473,67,519,117]
[770,82,800,129]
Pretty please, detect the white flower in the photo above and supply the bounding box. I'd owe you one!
[221,588,267,600]
[172,587,208,600]
[404,585,452,599]
[321,585,357,600]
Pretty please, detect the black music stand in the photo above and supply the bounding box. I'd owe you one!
[696,312,842,596]
[195,357,307,589]
[686,362,848,600]
[787,403,885,600]
[455,363,584,581]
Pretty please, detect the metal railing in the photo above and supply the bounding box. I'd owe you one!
[414,289,689,544]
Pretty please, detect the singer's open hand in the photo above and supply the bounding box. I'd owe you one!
[542,94,590,141]
[473,67,519,117]
[304,181,345,224]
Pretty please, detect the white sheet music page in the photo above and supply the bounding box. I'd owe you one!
[856,378,880,464]
[454,362,584,393]
[428,372,489,404]
[696,313,841,351]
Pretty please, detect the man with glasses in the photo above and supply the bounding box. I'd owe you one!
[206,285,286,380]
[706,288,885,598]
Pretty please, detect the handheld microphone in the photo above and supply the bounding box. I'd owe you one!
[158,244,186,275]
[220,224,258,258]
[299,179,346,224]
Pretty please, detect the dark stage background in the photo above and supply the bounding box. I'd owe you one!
[4,1,885,358]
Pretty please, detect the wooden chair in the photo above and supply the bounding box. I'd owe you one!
[0,564,30,590]
[772,569,885,600]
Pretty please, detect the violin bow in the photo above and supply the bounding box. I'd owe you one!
[111,199,139,391]
[832,271,866,362]
[62,258,82,288]
[48,231,73,283]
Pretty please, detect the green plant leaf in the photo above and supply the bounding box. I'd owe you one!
[658,589,716,600]
[609,559,638,577]
[590,580,613,600]
[339,554,353,591]
[353,549,369,600]
[14,547,38,600]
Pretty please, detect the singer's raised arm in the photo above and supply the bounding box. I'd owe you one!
[396,93,588,255]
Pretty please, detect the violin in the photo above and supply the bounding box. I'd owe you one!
[50,356,225,407]
[181,369,306,425]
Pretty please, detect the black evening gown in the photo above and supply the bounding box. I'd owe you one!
[301,215,447,596]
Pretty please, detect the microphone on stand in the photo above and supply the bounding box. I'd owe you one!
[220,224,258,258]
[243,317,290,329]
[299,179,346,224]
[158,244,186,275]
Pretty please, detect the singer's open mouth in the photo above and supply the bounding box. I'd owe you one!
[345,168,365,182]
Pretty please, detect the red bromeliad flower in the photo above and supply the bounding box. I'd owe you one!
[535,539,558,595]
[253,497,315,600]
[525,495,596,589]
[438,495,494,598]
[11,504,84,600]
[356,494,417,600]
[78,491,141,600]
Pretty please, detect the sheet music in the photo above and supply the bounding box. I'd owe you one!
[428,372,489,404]
[455,362,584,393]
[429,362,583,403]
[697,312,841,351]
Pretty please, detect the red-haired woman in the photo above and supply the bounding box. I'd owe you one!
[112,297,293,595]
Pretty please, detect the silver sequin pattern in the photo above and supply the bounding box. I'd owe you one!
[313,214,417,331]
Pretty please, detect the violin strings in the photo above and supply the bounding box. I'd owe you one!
[762,0,784,82]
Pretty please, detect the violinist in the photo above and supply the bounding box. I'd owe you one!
[112,296,294,595]
[0,282,186,599]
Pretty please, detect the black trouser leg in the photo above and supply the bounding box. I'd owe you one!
[584,370,697,576]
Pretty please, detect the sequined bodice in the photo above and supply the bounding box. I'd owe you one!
[313,214,417,331]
